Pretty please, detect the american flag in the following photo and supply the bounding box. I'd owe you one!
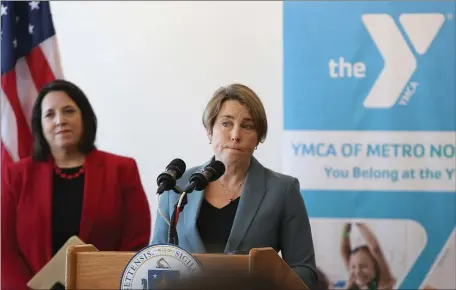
[1,0,63,171]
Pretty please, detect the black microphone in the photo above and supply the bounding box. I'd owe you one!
[156,158,186,194]
[183,160,225,194]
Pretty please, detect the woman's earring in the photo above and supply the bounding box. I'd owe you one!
[255,146,258,150]
[209,140,212,144]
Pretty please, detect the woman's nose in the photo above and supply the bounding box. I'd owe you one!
[230,126,241,141]
[55,112,66,125]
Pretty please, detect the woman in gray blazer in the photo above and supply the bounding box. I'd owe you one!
[152,84,317,288]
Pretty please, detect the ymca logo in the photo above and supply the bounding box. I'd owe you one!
[328,13,446,109]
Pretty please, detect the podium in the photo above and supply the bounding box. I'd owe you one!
[65,244,308,289]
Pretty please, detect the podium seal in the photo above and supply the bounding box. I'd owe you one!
[120,244,202,289]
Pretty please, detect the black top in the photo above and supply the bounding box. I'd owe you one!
[51,166,85,255]
[196,197,240,253]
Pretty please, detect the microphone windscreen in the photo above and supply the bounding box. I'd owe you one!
[167,158,186,179]
[206,160,225,181]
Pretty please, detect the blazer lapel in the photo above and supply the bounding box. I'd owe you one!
[183,189,206,253]
[35,161,54,261]
[224,157,266,253]
[79,150,104,242]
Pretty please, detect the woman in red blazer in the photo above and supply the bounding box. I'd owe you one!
[1,80,151,290]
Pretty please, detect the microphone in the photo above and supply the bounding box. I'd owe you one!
[156,158,186,194]
[183,160,225,194]
[168,160,224,245]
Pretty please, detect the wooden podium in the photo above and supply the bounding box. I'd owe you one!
[65,244,308,289]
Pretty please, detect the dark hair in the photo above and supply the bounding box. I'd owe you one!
[31,79,97,161]
[316,267,330,290]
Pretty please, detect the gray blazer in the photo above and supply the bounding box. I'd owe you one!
[151,156,317,288]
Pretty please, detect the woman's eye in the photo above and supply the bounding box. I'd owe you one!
[64,108,75,114]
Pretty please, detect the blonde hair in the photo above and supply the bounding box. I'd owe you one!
[202,84,268,144]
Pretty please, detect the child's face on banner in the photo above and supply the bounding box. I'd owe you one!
[349,249,376,287]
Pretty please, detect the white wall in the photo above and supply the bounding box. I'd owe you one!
[50,1,283,233]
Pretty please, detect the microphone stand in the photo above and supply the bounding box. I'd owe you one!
[167,186,189,246]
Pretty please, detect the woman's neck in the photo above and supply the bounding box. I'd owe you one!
[218,158,250,187]
[51,148,85,168]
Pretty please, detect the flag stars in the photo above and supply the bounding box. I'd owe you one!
[29,1,40,11]
[29,23,34,34]
[1,4,7,16]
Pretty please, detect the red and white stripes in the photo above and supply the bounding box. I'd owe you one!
[1,35,63,164]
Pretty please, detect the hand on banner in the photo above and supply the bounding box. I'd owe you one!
[343,223,352,235]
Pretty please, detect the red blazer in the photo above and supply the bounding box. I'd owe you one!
[1,149,151,290]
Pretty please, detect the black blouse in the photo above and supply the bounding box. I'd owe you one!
[51,166,85,255]
[196,197,240,253]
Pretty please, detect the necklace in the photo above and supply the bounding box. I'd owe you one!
[55,166,85,180]
[219,179,245,202]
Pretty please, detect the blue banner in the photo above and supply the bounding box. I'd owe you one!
[283,1,455,289]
